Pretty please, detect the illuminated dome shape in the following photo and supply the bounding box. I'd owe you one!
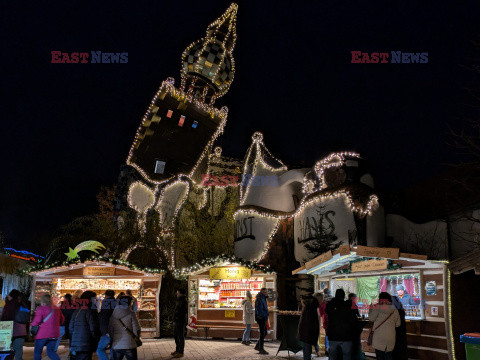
[181,3,237,104]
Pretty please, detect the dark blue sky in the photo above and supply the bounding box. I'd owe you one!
[1,0,479,252]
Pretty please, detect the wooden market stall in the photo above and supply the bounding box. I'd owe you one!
[447,247,480,360]
[187,261,278,340]
[293,245,452,360]
[30,260,163,338]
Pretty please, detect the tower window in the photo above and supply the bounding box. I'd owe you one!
[154,160,166,174]
[167,110,173,118]
[192,120,198,128]
[178,115,185,127]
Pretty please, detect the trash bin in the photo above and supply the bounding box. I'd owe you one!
[460,334,480,360]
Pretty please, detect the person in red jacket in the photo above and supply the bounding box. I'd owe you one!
[31,294,64,360]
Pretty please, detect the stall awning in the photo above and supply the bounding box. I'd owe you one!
[292,245,436,276]
[448,247,480,275]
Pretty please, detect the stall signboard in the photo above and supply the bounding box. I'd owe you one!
[0,321,13,351]
[209,267,252,280]
[351,259,388,272]
[225,310,235,318]
[356,246,399,259]
[83,266,115,276]
[426,281,437,296]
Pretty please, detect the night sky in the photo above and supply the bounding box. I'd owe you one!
[2,0,479,253]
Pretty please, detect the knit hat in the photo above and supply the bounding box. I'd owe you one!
[396,285,405,291]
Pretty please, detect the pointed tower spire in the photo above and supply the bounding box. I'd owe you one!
[181,3,238,105]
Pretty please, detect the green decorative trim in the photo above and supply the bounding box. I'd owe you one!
[21,255,166,276]
[173,254,273,280]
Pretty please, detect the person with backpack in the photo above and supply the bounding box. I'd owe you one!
[69,291,100,360]
[368,292,401,360]
[108,295,141,360]
[31,294,64,360]
[1,290,30,360]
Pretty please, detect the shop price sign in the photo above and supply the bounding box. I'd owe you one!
[225,310,236,318]
[209,267,252,280]
[425,281,437,296]
[0,321,13,351]
[83,266,115,276]
[351,259,388,272]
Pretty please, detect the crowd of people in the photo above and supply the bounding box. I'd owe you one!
[297,288,408,360]
[0,288,144,360]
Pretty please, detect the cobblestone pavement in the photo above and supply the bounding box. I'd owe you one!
[22,338,328,359]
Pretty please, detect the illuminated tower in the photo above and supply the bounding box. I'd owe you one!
[126,3,238,184]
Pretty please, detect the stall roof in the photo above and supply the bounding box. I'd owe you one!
[292,245,443,276]
[30,260,163,279]
[448,247,480,275]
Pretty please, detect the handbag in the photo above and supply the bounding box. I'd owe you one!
[367,311,394,346]
[119,318,142,347]
[30,309,54,336]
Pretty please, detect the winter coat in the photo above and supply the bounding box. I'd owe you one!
[1,299,28,338]
[242,299,254,325]
[392,297,408,360]
[398,292,416,307]
[108,306,141,350]
[325,297,356,341]
[173,295,188,324]
[60,300,76,339]
[369,305,401,352]
[318,301,328,329]
[69,308,100,352]
[255,293,268,320]
[99,298,117,336]
[297,297,320,345]
[31,305,64,340]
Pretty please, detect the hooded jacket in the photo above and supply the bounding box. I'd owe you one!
[242,299,254,325]
[297,297,320,345]
[255,293,268,319]
[69,307,100,352]
[108,306,141,350]
[369,304,401,352]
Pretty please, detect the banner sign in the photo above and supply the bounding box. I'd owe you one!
[209,267,252,280]
[83,267,115,276]
[351,259,388,272]
[426,281,437,296]
[356,246,399,259]
[0,321,13,351]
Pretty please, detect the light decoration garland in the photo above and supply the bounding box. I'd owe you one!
[22,255,165,277]
[180,3,238,102]
[127,181,159,233]
[172,254,273,280]
[126,77,229,186]
[447,268,456,360]
[303,152,361,194]
[240,132,288,205]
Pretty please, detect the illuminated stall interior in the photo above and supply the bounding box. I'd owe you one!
[188,263,277,340]
[293,245,452,360]
[30,260,163,337]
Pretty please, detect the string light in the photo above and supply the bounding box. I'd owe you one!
[240,132,288,205]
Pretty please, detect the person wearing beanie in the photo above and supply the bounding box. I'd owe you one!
[395,285,415,307]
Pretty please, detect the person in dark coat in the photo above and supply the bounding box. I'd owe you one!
[325,289,356,360]
[69,291,100,360]
[347,293,362,360]
[297,295,320,360]
[171,288,188,358]
[55,293,76,352]
[1,289,28,360]
[395,286,415,307]
[392,296,408,360]
[97,290,117,360]
[254,288,269,355]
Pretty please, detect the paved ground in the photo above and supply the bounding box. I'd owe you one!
[21,338,327,359]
